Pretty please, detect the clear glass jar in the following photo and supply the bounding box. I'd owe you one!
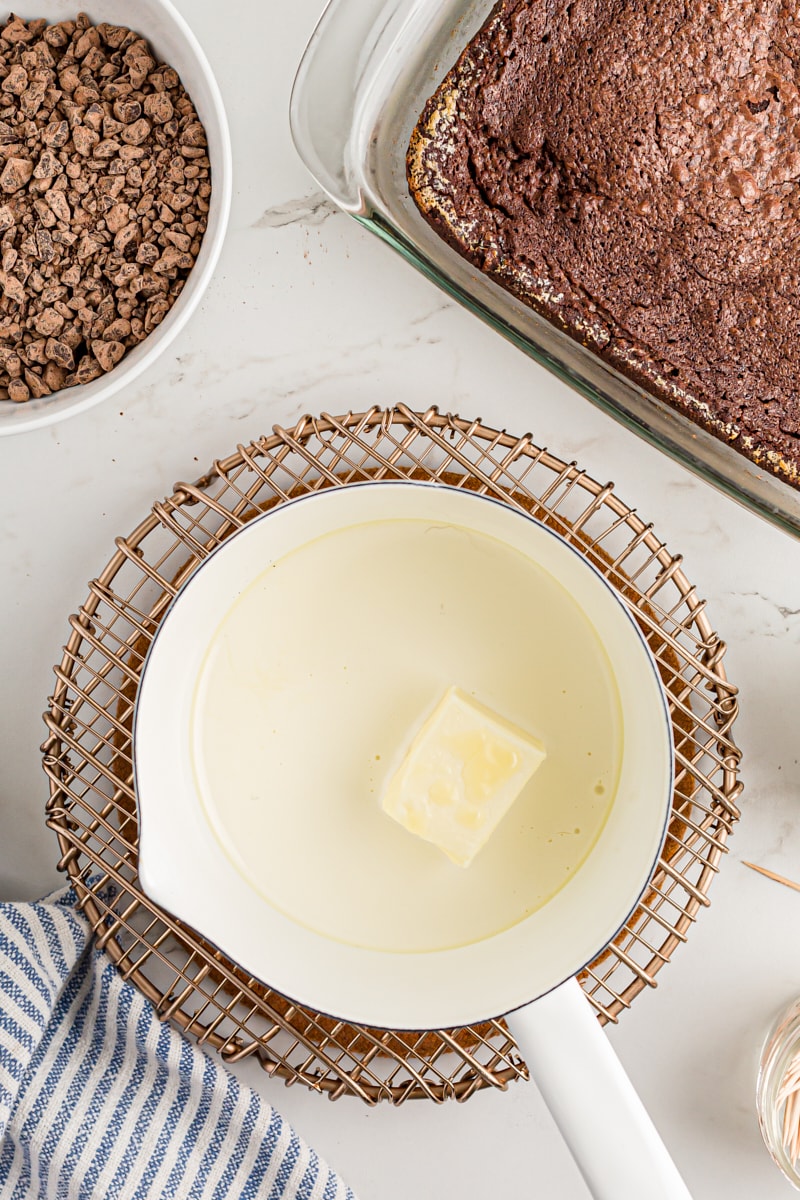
[757,997,800,1189]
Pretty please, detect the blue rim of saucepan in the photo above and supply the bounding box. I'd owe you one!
[132,478,674,1030]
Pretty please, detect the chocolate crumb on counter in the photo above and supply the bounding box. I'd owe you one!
[0,11,210,403]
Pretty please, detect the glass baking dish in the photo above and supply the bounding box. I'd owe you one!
[290,0,800,540]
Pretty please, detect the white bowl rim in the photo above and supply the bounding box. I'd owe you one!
[0,0,232,436]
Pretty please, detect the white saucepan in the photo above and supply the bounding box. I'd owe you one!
[134,481,691,1199]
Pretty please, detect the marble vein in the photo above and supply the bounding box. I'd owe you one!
[251,190,337,230]
[735,591,800,625]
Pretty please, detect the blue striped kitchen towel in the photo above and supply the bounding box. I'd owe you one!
[0,886,358,1200]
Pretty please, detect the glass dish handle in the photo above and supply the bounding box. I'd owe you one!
[290,0,426,213]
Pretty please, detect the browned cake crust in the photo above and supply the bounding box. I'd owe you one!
[407,0,800,488]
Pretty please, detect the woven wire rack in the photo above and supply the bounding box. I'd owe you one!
[41,404,742,1105]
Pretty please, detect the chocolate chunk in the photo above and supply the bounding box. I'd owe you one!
[7,377,28,401]
[72,125,98,156]
[143,93,172,124]
[0,12,210,406]
[44,336,73,368]
[33,149,61,178]
[2,65,28,95]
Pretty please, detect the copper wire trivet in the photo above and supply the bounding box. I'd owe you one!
[41,405,742,1104]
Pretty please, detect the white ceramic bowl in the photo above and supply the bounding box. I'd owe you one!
[134,481,672,1030]
[0,0,231,436]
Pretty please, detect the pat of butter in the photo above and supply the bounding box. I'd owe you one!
[381,686,546,867]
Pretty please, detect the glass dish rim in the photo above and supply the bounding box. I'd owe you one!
[289,0,800,542]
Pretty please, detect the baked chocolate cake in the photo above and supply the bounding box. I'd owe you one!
[407,0,800,488]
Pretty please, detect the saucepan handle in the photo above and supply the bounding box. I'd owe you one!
[509,977,692,1199]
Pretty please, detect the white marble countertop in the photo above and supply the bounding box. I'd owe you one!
[1,1,800,1196]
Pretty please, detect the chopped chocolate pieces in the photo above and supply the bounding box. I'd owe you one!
[1,157,32,192]
[0,11,210,404]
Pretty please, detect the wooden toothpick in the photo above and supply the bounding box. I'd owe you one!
[742,861,800,893]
